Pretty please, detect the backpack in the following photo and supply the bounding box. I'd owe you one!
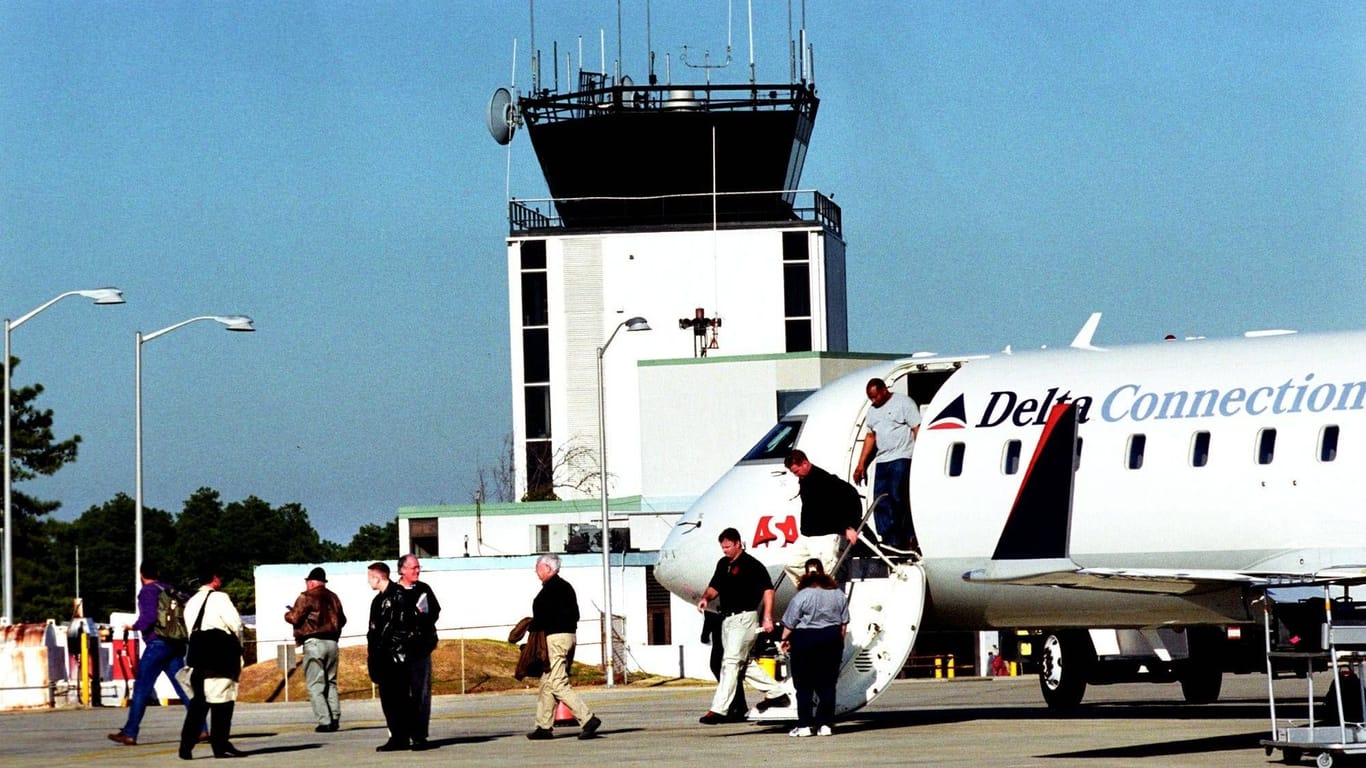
[153,584,189,644]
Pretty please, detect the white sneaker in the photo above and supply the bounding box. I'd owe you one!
[788,726,813,738]
[816,725,833,736]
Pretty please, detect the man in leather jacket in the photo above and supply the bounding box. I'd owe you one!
[285,566,347,732]
[366,561,419,752]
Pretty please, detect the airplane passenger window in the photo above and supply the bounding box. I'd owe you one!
[1002,439,1021,475]
[1191,431,1211,467]
[1127,434,1146,470]
[739,418,805,462]
[1257,428,1277,465]
[947,442,966,477]
[1320,425,1340,462]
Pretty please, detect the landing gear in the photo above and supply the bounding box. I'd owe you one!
[1179,627,1224,704]
[1038,630,1094,711]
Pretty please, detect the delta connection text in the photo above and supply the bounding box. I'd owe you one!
[950,374,1366,428]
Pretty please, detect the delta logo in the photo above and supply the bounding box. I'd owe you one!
[929,389,1096,429]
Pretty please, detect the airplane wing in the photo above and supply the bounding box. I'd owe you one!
[961,402,1366,596]
[963,562,1366,596]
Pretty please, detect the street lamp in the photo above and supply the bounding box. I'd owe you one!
[596,315,650,687]
[135,316,254,601]
[3,288,125,624]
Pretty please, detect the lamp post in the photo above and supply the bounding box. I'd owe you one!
[596,315,650,687]
[135,316,254,601]
[3,288,125,624]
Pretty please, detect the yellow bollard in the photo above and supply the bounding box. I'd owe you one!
[933,656,943,679]
[947,654,955,679]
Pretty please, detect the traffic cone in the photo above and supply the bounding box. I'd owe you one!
[554,700,577,726]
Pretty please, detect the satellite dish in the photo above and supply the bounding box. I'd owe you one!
[486,87,518,145]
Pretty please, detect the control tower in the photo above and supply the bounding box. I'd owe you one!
[491,19,848,503]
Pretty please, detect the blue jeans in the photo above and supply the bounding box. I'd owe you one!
[119,636,194,740]
[872,458,913,549]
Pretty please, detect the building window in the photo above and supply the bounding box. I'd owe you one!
[1002,439,1022,475]
[525,440,554,500]
[1126,434,1146,470]
[1320,425,1340,462]
[524,386,551,439]
[776,390,816,419]
[782,231,812,352]
[534,524,550,553]
[645,566,672,645]
[947,442,966,477]
[1257,428,1277,465]
[784,319,813,352]
[523,328,550,383]
[409,518,438,558]
[1191,431,1211,467]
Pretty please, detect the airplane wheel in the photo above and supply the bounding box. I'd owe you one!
[1038,630,1093,711]
[1179,626,1224,704]
[1179,664,1223,704]
[1316,751,1334,768]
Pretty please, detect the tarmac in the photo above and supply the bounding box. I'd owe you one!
[0,673,1323,767]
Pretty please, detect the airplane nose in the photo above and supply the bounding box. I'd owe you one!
[654,518,706,600]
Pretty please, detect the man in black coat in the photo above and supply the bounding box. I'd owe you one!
[367,561,419,752]
[783,449,863,585]
[525,554,601,741]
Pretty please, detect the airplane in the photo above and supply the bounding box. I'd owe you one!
[653,314,1366,716]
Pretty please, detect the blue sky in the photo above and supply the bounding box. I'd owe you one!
[2,2,1362,544]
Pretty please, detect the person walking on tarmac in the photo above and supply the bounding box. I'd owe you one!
[696,527,790,724]
[109,562,205,746]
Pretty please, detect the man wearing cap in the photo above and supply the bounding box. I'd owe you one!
[285,566,348,732]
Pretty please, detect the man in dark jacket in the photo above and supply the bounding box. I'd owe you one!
[285,566,347,732]
[395,554,440,749]
[525,554,601,741]
[367,561,419,752]
[783,449,863,585]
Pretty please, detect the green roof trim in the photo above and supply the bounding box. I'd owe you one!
[399,495,645,519]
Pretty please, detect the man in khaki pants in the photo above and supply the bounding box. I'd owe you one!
[525,554,602,741]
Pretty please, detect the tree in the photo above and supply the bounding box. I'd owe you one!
[338,520,398,562]
[5,356,84,622]
[472,432,517,503]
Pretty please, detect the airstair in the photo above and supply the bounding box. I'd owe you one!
[748,536,927,721]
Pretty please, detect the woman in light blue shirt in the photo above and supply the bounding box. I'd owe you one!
[779,559,849,737]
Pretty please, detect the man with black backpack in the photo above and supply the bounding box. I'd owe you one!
[109,562,205,747]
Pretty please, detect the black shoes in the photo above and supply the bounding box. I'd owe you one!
[698,711,726,725]
[526,727,554,740]
[578,715,602,739]
[755,693,791,712]
[108,732,136,746]
[410,738,432,751]
[376,739,409,752]
[212,744,247,758]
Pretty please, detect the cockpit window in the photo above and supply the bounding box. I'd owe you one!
[739,418,805,462]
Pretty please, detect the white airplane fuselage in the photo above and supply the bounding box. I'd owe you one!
[654,330,1366,633]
